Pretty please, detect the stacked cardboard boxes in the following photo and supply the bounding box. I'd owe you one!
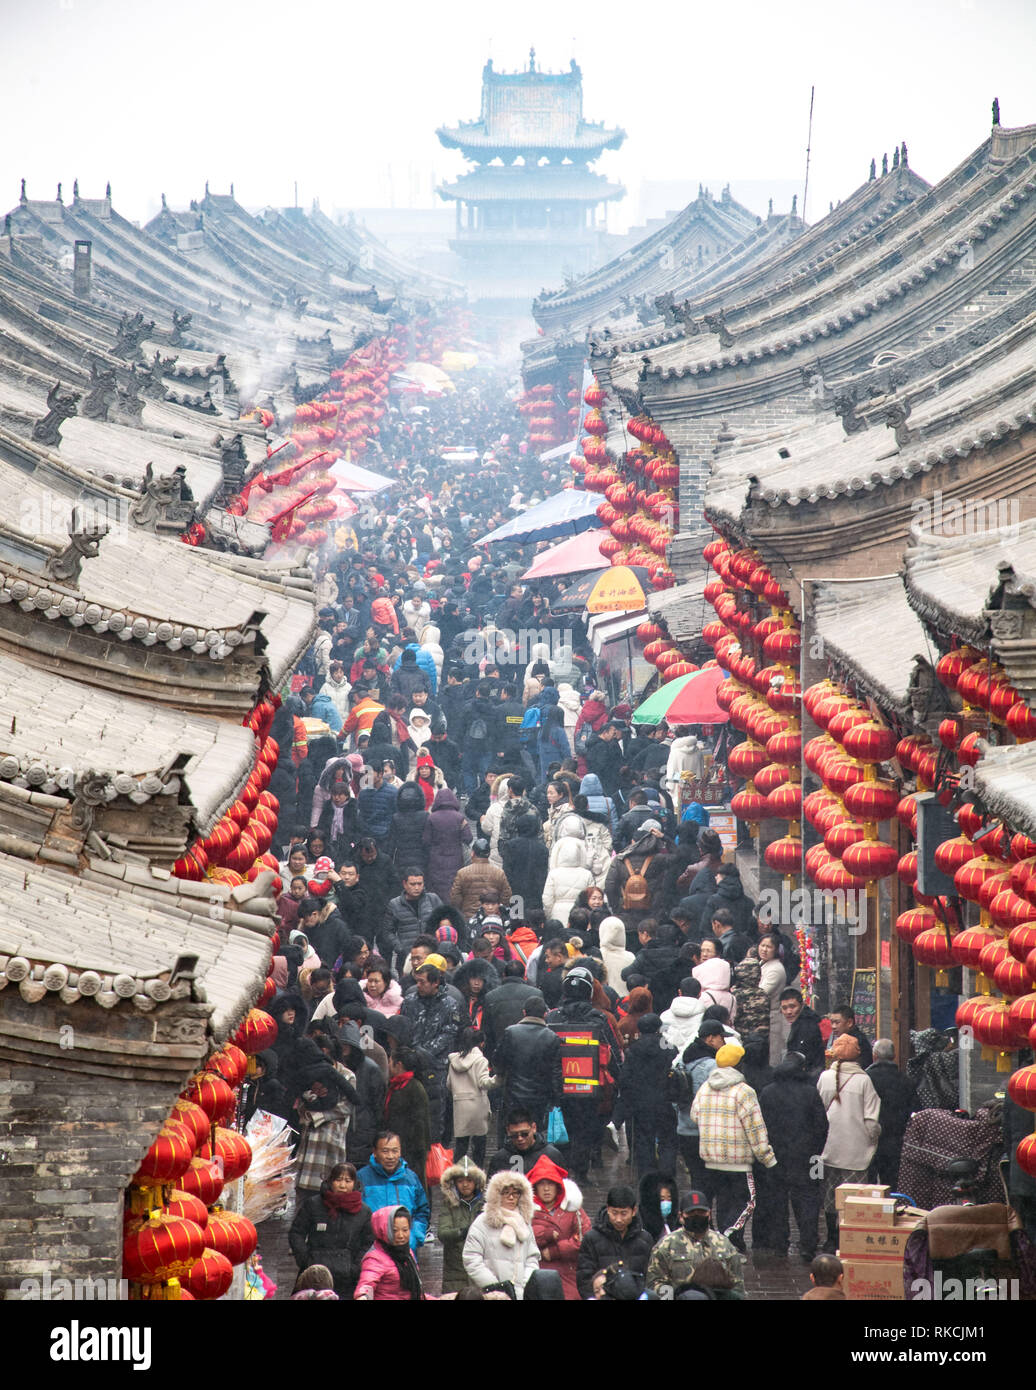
[836,1183,926,1300]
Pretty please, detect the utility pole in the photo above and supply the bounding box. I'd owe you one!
[802,85,815,225]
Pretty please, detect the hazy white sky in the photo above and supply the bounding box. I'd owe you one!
[4,0,1034,232]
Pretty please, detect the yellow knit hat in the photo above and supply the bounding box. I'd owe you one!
[715,1043,745,1069]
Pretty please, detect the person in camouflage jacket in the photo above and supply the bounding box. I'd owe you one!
[731,956,770,1037]
[645,1191,745,1296]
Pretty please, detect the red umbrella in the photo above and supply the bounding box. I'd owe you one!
[663,666,728,725]
[520,529,608,580]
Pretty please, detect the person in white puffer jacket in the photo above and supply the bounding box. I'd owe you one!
[598,915,635,993]
[420,624,444,683]
[541,838,595,929]
[660,991,707,1055]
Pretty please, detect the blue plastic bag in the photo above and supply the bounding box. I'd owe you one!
[546,1106,569,1146]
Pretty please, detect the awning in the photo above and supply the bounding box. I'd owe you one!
[520,529,608,580]
[589,609,648,656]
[329,459,395,493]
[477,488,601,545]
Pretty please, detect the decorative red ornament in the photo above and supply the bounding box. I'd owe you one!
[170,1099,210,1151]
[1007,701,1036,741]
[203,1210,258,1265]
[843,779,899,822]
[183,1072,236,1124]
[951,925,1001,972]
[990,888,1036,929]
[933,835,979,878]
[202,1127,252,1183]
[1016,1133,1036,1179]
[842,720,897,765]
[732,789,769,823]
[132,1122,194,1184]
[994,955,1032,998]
[765,836,803,875]
[1009,1064,1036,1112]
[913,925,959,970]
[1008,923,1036,963]
[767,782,802,820]
[842,839,899,881]
[826,707,870,744]
[763,628,801,665]
[754,763,790,796]
[954,854,1009,905]
[233,1008,278,1056]
[897,850,918,885]
[938,718,961,752]
[208,1044,248,1089]
[727,741,768,781]
[1007,993,1036,1046]
[164,1189,209,1229]
[177,1157,224,1207]
[123,1213,206,1283]
[896,908,934,944]
[184,1249,234,1300]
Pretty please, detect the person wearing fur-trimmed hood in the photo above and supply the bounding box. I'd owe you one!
[528,1154,589,1301]
[462,1170,541,1299]
[437,1156,487,1294]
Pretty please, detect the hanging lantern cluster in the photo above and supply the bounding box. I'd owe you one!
[518,380,567,449]
[695,536,802,867]
[228,330,405,548]
[582,403,677,589]
[122,1015,273,1300]
[172,694,282,891]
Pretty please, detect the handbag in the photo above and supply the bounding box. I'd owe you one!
[425,1142,454,1185]
[546,1106,569,1146]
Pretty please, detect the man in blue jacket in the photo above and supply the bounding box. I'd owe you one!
[392,643,438,696]
[301,684,343,733]
[356,1131,430,1251]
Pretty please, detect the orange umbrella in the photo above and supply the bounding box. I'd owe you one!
[556,565,650,614]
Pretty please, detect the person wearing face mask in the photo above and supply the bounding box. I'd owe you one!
[645,1189,745,1296]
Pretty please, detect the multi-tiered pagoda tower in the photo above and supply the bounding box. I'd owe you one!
[437,50,625,311]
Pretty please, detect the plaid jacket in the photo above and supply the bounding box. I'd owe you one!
[690,1068,776,1172]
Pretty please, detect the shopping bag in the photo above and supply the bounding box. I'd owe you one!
[425,1142,454,1185]
[546,1107,569,1146]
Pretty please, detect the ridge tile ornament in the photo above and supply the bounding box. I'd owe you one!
[43,508,108,585]
[31,380,81,447]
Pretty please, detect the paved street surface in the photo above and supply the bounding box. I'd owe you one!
[260,1129,815,1300]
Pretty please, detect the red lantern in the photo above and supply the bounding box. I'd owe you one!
[184,1249,234,1300]
[170,1099,211,1151]
[934,835,979,878]
[763,628,801,665]
[971,999,1017,1067]
[897,850,918,885]
[123,1213,206,1284]
[1007,701,1036,741]
[203,1210,258,1265]
[767,782,802,820]
[843,779,899,822]
[755,763,790,796]
[177,1157,225,1207]
[994,955,1032,998]
[765,836,803,875]
[164,1189,209,1228]
[842,839,899,882]
[732,789,769,823]
[896,908,934,944]
[952,925,1001,972]
[202,1127,252,1183]
[957,731,984,767]
[1008,923,1036,963]
[1009,1064,1036,1111]
[1007,993,1036,1045]
[233,1008,278,1055]
[1016,1134,1036,1178]
[727,741,768,781]
[913,925,959,975]
[208,1044,248,1089]
[183,1073,236,1124]
[842,720,897,765]
[132,1122,194,1184]
[954,854,1008,905]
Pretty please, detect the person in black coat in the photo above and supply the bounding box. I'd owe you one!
[289,1164,373,1299]
[780,990,826,1074]
[245,1049,290,1123]
[483,964,545,1057]
[701,865,756,938]
[575,1186,655,1299]
[500,811,549,914]
[267,990,308,1102]
[337,1022,388,1165]
[866,1040,917,1188]
[494,998,564,1129]
[829,1004,874,1070]
[351,839,399,931]
[387,782,429,874]
[385,1048,432,1190]
[621,920,683,1014]
[614,1015,677,1178]
[756,1052,829,1260]
[637,1170,680,1244]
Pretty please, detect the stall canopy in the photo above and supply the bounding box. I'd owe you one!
[477,489,601,545]
[554,566,651,614]
[520,529,608,580]
[329,459,395,493]
[632,666,728,725]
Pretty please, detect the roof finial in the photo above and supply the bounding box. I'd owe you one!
[230,182,234,198]
[791,193,797,216]
[869,158,876,180]
[205,180,210,196]
[20,178,26,203]
[992,96,1000,127]
[901,141,908,167]
[881,151,888,175]
[73,178,79,199]
[161,192,167,210]
[105,181,111,199]
[893,145,900,169]
[528,46,536,71]
[56,182,62,203]
[767,197,773,216]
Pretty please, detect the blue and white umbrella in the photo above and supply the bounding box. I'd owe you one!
[477,488,600,545]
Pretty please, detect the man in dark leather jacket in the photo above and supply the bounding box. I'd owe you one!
[494,998,564,1129]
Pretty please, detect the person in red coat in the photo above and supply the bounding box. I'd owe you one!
[528,1154,590,1301]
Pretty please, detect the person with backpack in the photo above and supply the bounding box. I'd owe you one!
[546,967,621,1185]
[622,919,683,1015]
[604,821,671,947]
[614,1013,678,1178]
[538,705,571,783]
[460,681,496,795]
[494,681,527,774]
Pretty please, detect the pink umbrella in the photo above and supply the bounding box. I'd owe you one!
[664,666,728,725]
[520,528,608,580]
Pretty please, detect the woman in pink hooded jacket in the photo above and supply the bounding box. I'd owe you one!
[354,1206,424,1301]
[693,956,738,1025]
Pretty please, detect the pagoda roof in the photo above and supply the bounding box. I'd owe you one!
[810,575,928,715]
[437,120,625,158]
[438,165,625,204]
[904,518,1036,647]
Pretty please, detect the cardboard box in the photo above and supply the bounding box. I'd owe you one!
[843,1255,904,1301]
[835,1183,889,1212]
[838,1212,924,1258]
[842,1196,898,1227]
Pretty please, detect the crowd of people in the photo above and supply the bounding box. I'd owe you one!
[255,372,958,1301]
